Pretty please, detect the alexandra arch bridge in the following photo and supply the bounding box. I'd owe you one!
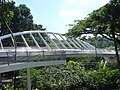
[0,30,117,90]
[0,30,116,73]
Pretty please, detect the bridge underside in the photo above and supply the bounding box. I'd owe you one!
[0,60,66,73]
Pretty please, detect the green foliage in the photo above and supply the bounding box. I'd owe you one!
[0,1,14,24]
[81,36,114,49]
[18,60,120,90]
[87,65,120,89]
[4,83,12,90]
[1,3,34,34]
[66,20,86,37]
[33,24,46,30]
[3,83,26,90]
[0,1,45,36]
[67,0,120,44]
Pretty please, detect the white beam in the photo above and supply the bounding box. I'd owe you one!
[52,33,67,49]
[58,34,73,49]
[0,60,66,73]
[0,39,3,49]
[45,33,60,49]
[30,33,41,49]
[71,38,81,49]
[67,38,79,49]
[38,32,51,50]
[21,35,30,48]
[78,39,94,50]
[11,36,15,47]
[76,39,88,50]
[80,40,95,50]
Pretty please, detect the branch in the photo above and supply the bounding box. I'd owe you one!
[4,20,16,47]
[101,34,113,41]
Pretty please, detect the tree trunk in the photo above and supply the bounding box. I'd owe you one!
[112,30,120,70]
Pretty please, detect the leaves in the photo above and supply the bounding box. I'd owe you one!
[66,0,120,44]
[0,1,14,24]
[17,60,120,90]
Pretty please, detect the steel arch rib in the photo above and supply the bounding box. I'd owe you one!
[0,30,117,73]
[0,30,114,54]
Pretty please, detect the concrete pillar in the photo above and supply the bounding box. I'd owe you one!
[27,68,31,90]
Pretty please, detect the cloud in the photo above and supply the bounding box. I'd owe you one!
[59,9,83,19]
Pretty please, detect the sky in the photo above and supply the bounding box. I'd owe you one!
[15,0,110,34]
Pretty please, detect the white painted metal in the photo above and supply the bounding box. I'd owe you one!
[52,33,67,49]
[0,30,96,51]
[38,32,51,50]
[0,39,3,49]
[71,38,81,48]
[45,32,60,49]
[10,36,15,47]
[0,30,117,75]
[80,39,95,50]
[30,33,41,49]
[21,34,30,48]
[67,38,79,49]
[76,38,89,50]
[58,34,73,49]
[0,60,66,73]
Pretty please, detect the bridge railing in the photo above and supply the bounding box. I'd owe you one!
[0,50,66,65]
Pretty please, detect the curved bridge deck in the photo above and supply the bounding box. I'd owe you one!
[0,30,116,73]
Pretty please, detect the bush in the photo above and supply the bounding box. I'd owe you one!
[18,60,120,90]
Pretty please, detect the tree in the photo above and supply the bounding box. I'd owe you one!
[67,0,120,43]
[0,1,46,36]
[33,24,46,30]
[0,0,14,25]
[0,2,34,35]
[66,20,86,37]
[0,0,14,36]
[0,1,15,35]
[67,0,120,69]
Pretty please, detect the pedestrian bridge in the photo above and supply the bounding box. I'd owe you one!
[0,30,116,73]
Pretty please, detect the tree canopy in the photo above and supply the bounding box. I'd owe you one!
[0,1,45,35]
[0,0,14,25]
[67,0,120,44]
[66,0,120,68]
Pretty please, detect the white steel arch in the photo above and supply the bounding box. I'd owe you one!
[0,30,116,71]
[0,30,96,50]
[0,30,117,90]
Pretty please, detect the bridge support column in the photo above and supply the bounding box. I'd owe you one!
[27,68,31,90]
